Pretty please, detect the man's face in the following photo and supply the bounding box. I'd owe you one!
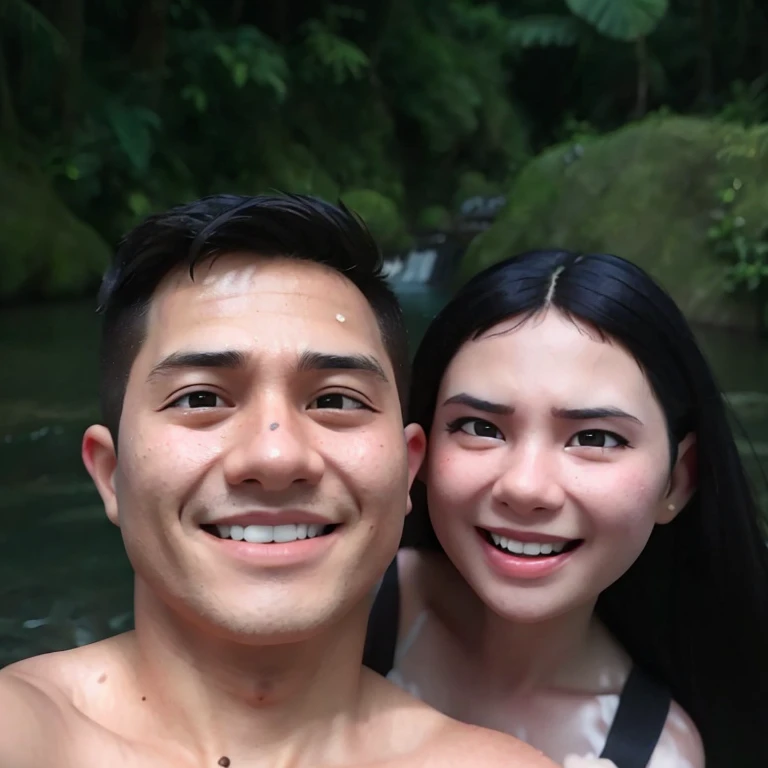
[84,255,424,642]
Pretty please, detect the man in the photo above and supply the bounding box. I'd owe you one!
[0,194,556,767]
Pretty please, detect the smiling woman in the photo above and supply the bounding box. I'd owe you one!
[364,249,768,768]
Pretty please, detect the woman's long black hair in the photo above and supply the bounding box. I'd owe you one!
[404,249,768,768]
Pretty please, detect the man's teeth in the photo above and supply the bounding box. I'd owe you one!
[489,533,566,556]
[217,523,327,543]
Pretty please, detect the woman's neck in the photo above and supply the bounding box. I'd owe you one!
[426,555,626,696]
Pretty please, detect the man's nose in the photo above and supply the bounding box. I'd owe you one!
[222,404,325,492]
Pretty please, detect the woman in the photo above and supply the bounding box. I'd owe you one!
[365,250,768,768]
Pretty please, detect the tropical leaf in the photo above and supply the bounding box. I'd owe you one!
[565,0,668,41]
[507,15,586,48]
[104,101,161,174]
[0,0,67,55]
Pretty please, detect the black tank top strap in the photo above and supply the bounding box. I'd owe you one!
[599,665,672,767]
[363,556,400,675]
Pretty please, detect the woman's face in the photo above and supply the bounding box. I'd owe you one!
[426,309,694,623]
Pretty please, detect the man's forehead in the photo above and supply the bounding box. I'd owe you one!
[143,254,389,361]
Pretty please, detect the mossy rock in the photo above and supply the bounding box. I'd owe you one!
[0,156,110,300]
[462,116,768,330]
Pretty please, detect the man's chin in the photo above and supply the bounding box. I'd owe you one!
[188,599,359,647]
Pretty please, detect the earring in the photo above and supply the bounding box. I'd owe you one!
[667,503,676,512]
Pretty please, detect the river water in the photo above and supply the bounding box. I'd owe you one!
[1,288,767,667]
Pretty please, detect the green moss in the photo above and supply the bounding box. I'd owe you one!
[340,189,412,252]
[0,157,110,300]
[462,116,768,329]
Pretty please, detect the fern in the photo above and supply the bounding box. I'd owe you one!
[301,20,370,85]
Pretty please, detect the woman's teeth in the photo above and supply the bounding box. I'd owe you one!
[216,523,329,543]
[489,532,567,556]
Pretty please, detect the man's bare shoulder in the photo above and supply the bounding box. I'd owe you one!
[0,636,136,767]
[0,657,74,768]
[2,634,130,694]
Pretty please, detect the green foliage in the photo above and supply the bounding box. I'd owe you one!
[300,6,369,86]
[2,0,768,300]
[212,26,289,98]
[566,0,668,41]
[708,178,768,330]
[0,156,109,299]
[103,101,161,175]
[507,15,585,48]
[417,205,452,232]
[340,189,411,252]
[0,0,66,55]
[718,76,768,127]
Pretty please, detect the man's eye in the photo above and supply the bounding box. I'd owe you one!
[309,393,368,410]
[567,430,628,448]
[170,391,225,409]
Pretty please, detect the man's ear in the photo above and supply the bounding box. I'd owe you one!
[82,425,120,527]
[657,433,697,525]
[403,423,427,515]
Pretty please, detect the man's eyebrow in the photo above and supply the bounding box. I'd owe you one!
[297,350,389,383]
[147,350,247,381]
[552,406,644,426]
[442,393,514,415]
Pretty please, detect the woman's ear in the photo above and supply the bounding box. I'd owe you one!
[657,433,697,525]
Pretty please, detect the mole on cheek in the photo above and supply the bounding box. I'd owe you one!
[97,673,107,684]
[218,758,231,767]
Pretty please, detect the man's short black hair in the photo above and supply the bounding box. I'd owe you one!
[97,193,410,440]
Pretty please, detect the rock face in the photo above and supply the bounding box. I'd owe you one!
[0,156,110,301]
[462,116,768,330]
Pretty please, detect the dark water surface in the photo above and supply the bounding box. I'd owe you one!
[1,289,767,666]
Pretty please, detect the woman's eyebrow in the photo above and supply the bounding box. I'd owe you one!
[552,406,643,426]
[442,393,514,415]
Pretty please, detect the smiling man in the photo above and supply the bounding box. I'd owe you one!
[0,194,556,768]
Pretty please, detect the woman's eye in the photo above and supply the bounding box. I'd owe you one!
[170,391,225,409]
[568,430,627,448]
[448,418,504,440]
[309,393,368,411]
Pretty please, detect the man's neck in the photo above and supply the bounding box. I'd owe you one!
[127,581,372,766]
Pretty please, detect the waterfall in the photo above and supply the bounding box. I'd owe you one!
[383,248,439,286]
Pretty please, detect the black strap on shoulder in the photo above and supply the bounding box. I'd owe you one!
[599,665,672,767]
[362,556,400,675]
